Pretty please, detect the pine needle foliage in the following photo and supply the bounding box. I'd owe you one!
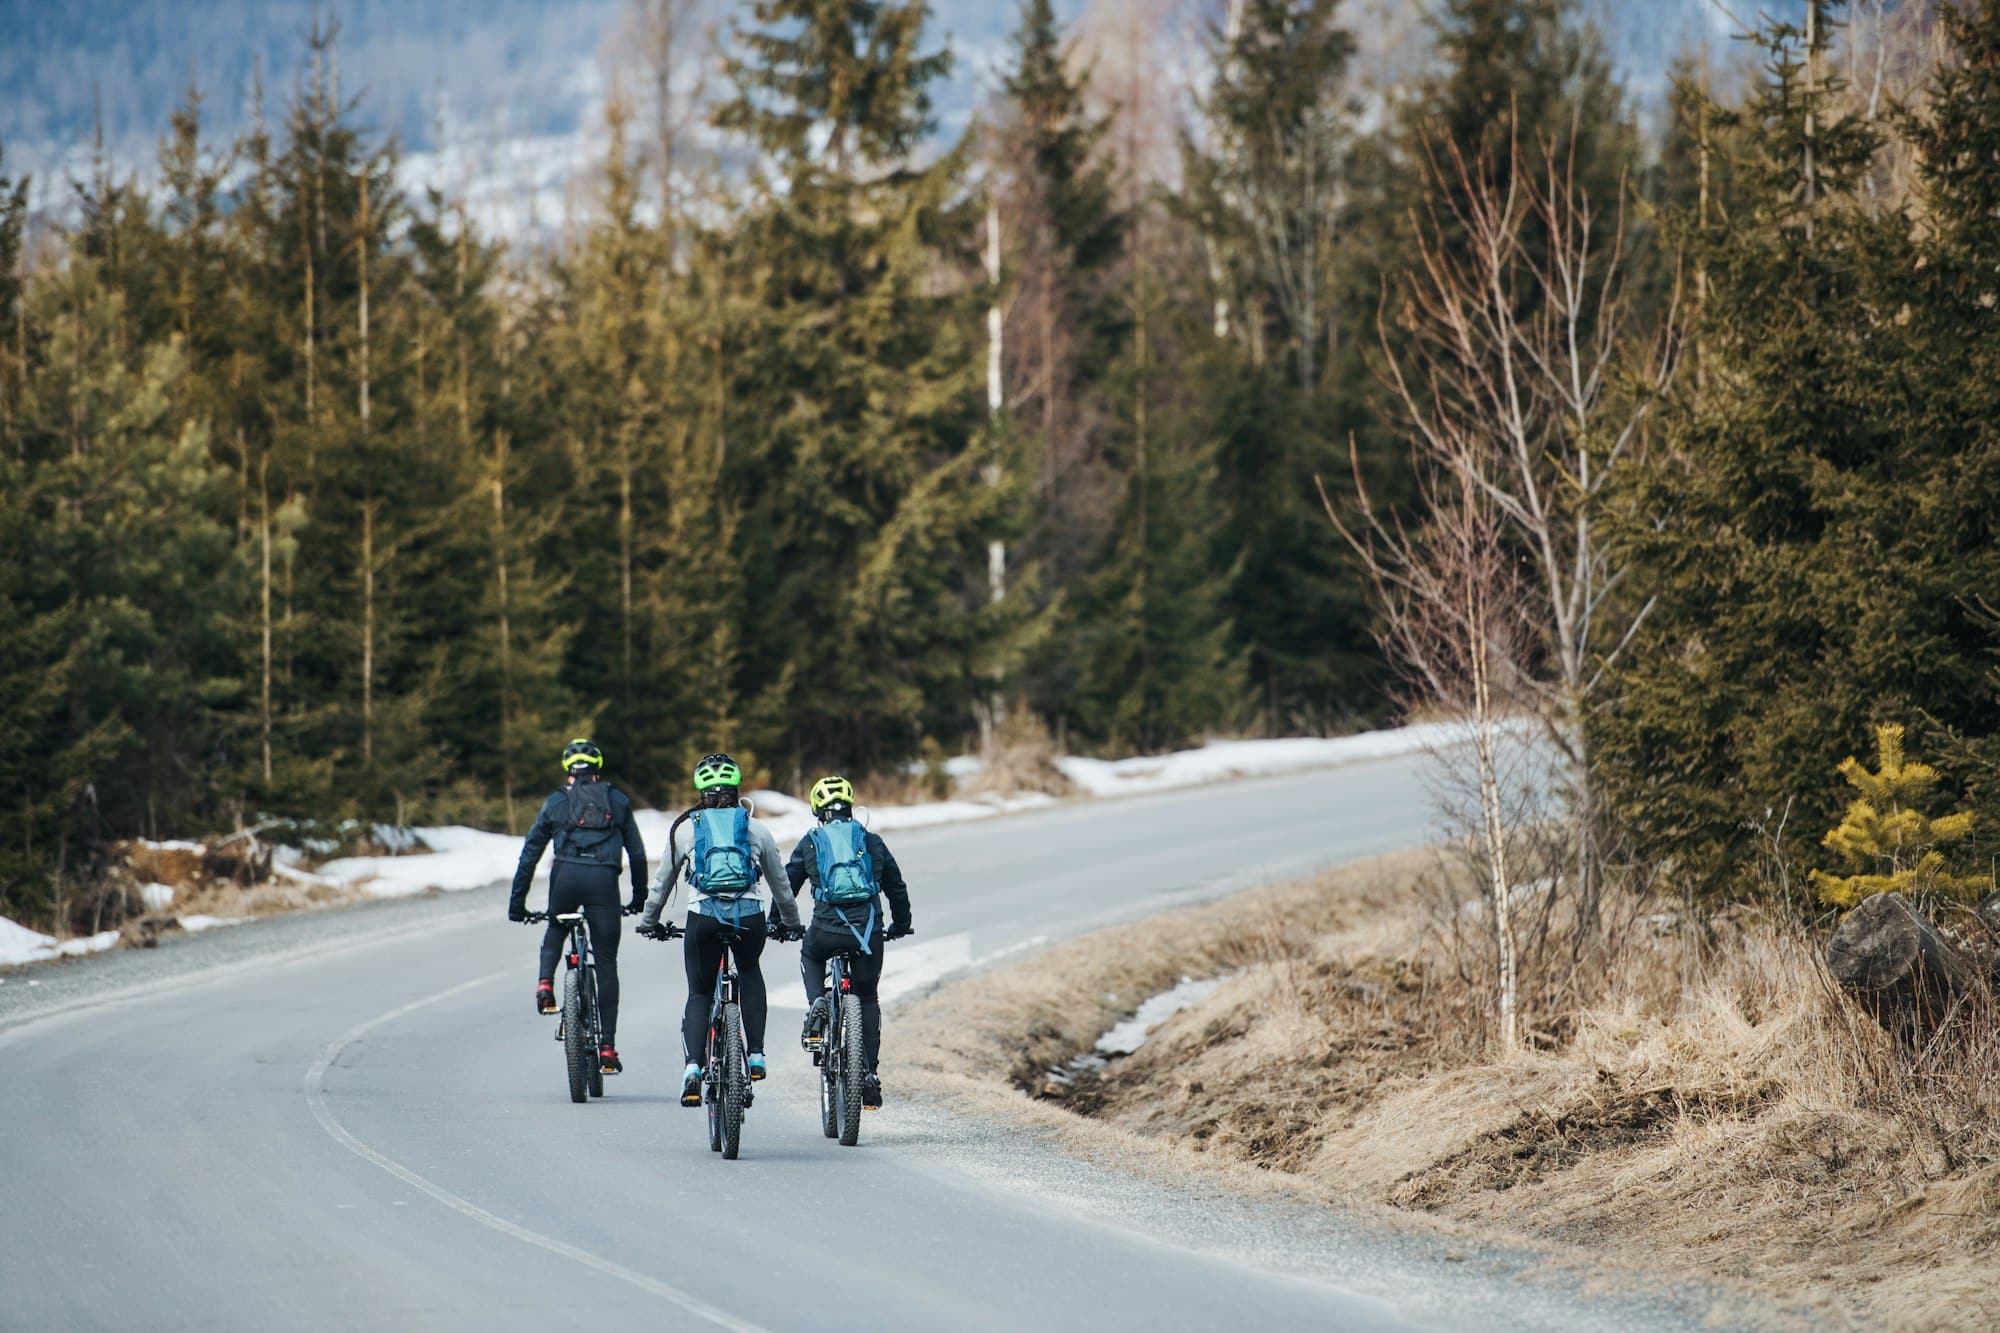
[1809,724,1990,908]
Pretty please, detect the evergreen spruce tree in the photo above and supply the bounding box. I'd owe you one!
[715,0,997,772]
[1596,3,1946,897]
[995,0,1130,733]
[1893,0,2000,855]
[6,259,239,913]
[539,97,671,787]
[1180,0,1376,731]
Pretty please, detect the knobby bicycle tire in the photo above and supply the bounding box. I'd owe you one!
[562,971,588,1104]
[720,1003,745,1160]
[837,992,864,1146]
[819,1020,839,1140]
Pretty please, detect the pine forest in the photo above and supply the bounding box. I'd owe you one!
[8,0,2000,936]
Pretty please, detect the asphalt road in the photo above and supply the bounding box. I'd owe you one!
[0,756,1721,1332]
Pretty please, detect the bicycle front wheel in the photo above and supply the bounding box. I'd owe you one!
[837,992,864,1146]
[720,1003,746,1160]
[562,972,588,1105]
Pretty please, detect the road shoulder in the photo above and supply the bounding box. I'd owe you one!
[895,850,1818,1331]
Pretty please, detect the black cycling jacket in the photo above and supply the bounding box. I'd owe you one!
[509,778,648,908]
[784,821,912,933]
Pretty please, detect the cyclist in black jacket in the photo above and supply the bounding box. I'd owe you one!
[786,774,912,1110]
[508,738,649,1075]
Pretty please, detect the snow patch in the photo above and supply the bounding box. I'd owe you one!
[178,915,251,934]
[1095,975,1226,1056]
[0,916,57,967]
[138,882,177,912]
[1055,724,1488,799]
[317,825,529,898]
[0,918,120,966]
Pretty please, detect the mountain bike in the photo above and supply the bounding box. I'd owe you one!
[523,910,604,1104]
[645,918,785,1160]
[810,923,910,1147]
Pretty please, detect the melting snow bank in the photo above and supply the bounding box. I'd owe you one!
[3,723,1459,955]
[1095,976,1227,1056]
[0,919,121,968]
[84,725,1464,906]
[1043,974,1231,1096]
[1053,721,1524,799]
[313,789,1063,899]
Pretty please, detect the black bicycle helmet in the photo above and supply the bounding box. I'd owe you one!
[560,738,605,774]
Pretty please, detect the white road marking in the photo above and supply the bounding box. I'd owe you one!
[303,971,769,1333]
[878,931,974,1004]
[766,930,979,1010]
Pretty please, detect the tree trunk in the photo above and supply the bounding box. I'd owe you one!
[358,170,371,433]
[1825,892,1982,1044]
[259,457,273,786]
[361,500,375,769]
[493,428,516,832]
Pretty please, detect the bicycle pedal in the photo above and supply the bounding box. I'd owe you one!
[554,1020,566,1042]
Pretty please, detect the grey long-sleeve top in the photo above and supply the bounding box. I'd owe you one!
[640,810,802,932]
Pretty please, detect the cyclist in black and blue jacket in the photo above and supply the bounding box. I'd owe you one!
[508,738,648,1076]
[786,774,912,1110]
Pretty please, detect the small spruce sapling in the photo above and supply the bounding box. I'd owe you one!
[1808,724,1990,908]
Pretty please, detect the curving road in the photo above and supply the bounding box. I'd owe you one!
[0,756,1712,1332]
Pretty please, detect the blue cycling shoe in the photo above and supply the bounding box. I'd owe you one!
[748,1053,767,1081]
[680,1063,703,1107]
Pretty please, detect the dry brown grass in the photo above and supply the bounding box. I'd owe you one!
[900,853,2000,1328]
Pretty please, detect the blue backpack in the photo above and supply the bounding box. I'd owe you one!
[811,819,878,904]
[689,807,757,895]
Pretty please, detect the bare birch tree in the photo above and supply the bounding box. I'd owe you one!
[1323,451,1526,1048]
[1335,119,1681,1043]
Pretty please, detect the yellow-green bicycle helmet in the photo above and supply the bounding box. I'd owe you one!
[809,774,856,812]
[693,753,742,791]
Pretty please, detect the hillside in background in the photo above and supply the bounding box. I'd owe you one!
[3,0,1757,239]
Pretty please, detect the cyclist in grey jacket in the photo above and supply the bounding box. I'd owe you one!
[636,753,803,1106]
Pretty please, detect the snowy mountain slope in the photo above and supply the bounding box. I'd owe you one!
[3,0,1779,239]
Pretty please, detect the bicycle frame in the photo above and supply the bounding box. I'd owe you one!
[549,912,600,1046]
[705,928,744,1076]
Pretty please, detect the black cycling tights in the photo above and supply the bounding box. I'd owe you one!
[682,910,769,1064]
[801,919,885,1075]
[538,863,623,1046]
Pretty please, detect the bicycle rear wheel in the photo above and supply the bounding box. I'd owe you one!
[837,992,864,1146]
[562,971,588,1104]
[585,965,604,1099]
[720,1004,746,1160]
